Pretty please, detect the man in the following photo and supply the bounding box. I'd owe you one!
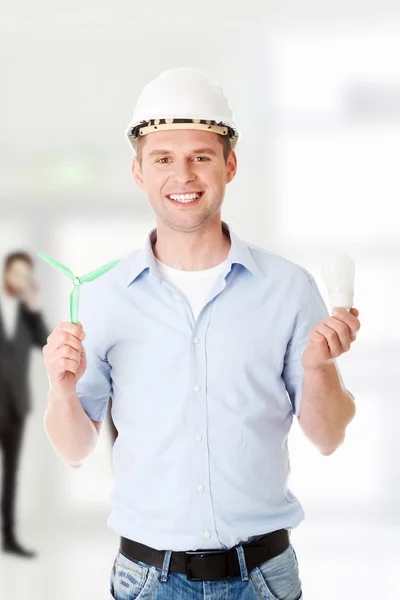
[0,251,49,557]
[42,68,360,599]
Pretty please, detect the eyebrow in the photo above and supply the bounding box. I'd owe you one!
[148,147,218,158]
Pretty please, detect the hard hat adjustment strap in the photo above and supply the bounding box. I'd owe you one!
[128,118,237,141]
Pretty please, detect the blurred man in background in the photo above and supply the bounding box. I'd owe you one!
[0,251,49,558]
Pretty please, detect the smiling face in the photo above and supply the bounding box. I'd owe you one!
[132,129,237,234]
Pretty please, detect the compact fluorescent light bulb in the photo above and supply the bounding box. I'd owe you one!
[321,253,355,312]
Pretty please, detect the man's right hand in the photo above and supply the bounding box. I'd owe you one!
[43,321,87,400]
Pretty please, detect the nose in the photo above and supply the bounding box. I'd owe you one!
[172,159,196,184]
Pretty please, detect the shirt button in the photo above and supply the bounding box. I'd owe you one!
[195,434,202,442]
[193,337,200,344]
[193,384,201,392]
[203,531,211,539]
[197,484,205,492]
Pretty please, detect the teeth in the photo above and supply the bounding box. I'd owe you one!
[169,193,201,203]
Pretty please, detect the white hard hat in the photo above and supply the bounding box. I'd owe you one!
[126,67,240,155]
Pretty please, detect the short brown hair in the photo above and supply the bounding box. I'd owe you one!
[4,251,34,273]
[135,133,232,168]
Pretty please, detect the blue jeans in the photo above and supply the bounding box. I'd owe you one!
[109,541,303,600]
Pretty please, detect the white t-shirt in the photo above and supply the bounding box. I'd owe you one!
[154,257,228,321]
[0,288,19,340]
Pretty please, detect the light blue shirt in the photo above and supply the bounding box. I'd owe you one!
[75,221,353,551]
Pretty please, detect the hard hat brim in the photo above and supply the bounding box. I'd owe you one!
[126,117,239,153]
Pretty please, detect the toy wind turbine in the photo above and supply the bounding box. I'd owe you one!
[37,252,119,324]
[321,253,355,313]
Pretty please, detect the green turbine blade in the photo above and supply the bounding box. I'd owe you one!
[37,252,76,282]
[70,285,80,324]
[79,259,120,283]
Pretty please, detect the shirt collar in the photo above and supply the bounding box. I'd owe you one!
[123,221,264,287]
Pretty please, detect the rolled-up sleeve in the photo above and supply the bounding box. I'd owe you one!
[282,269,355,418]
[64,285,112,422]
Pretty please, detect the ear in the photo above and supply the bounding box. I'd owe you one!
[132,157,145,190]
[226,150,237,184]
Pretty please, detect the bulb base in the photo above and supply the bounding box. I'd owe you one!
[328,290,354,310]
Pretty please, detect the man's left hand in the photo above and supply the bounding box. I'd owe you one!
[301,307,360,370]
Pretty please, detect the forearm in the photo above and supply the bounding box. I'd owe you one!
[43,389,98,468]
[299,362,356,455]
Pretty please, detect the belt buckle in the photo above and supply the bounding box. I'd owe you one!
[184,550,231,581]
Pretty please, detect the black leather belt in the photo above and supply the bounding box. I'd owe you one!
[120,528,290,581]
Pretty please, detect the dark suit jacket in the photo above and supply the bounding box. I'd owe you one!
[0,300,49,419]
